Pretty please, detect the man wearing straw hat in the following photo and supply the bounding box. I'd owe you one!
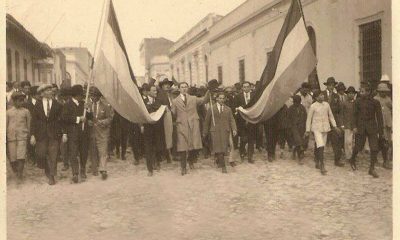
[374,75,392,169]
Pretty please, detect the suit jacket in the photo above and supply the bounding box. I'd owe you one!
[306,101,337,133]
[322,90,343,127]
[234,92,256,135]
[171,94,207,151]
[288,104,307,146]
[31,99,63,141]
[61,98,88,139]
[23,96,36,115]
[354,96,383,136]
[87,98,114,142]
[143,98,166,151]
[203,103,237,153]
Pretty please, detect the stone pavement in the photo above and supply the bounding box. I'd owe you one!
[7,148,392,240]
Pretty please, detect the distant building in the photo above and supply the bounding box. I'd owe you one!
[6,14,53,86]
[207,0,391,88]
[56,47,93,86]
[169,13,223,87]
[139,37,174,84]
[36,49,67,87]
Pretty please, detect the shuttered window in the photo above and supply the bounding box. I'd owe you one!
[359,20,381,87]
[239,59,245,83]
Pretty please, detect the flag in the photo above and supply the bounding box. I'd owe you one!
[237,0,317,123]
[91,0,165,123]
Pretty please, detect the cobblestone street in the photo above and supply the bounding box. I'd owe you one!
[7,148,392,240]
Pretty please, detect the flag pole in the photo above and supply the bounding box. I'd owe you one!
[82,0,108,130]
[209,94,216,126]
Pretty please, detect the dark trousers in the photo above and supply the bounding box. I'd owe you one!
[115,130,128,157]
[68,134,89,176]
[215,152,226,168]
[27,142,36,164]
[353,131,379,154]
[256,124,264,149]
[179,150,196,169]
[130,124,143,161]
[36,138,59,177]
[378,138,389,162]
[264,123,279,157]
[278,128,292,150]
[328,130,343,162]
[239,123,257,159]
[60,141,69,167]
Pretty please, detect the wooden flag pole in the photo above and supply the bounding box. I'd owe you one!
[82,0,108,131]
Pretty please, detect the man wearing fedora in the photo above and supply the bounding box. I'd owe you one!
[156,78,174,163]
[341,86,357,161]
[322,77,345,167]
[61,84,90,183]
[87,86,114,179]
[374,78,392,169]
[30,84,64,185]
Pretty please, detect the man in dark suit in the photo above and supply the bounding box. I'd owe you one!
[350,85,384,178]
[143,85,166,176]
[322,77,345,167]
[61,85,89,183]
[23,84,39,165]
[235,81,257,163]
[30,84,64,185]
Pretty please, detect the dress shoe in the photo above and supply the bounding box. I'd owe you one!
[368,169,379,178]
[61,165,69,171]
[72,175,79,183]
[101,171,108,180]
[181,168,187,176]
[229,162,236,167]
[189,163,194,169]
[147,171,153,177]
[350,159,357,171]
[334,160,345,167]
[49,176,56,185]
[383,161,392,169]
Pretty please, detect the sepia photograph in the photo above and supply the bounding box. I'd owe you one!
[1,0,397,239]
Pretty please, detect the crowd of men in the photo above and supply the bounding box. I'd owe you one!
[5,74,393,185]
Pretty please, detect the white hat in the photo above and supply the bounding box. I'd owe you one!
[380,74,390,82]
[377,83,390,92]
[37,84,53,93]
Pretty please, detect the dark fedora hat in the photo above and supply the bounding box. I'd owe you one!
[335,82,346,91]
[70,84,84,97]
[346,86,356,94]
[159,78,174,88]
[324,77,338,86]
[207,79,220,91]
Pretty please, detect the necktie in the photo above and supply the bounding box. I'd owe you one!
[183,94,187,106]
[46,99,50,117]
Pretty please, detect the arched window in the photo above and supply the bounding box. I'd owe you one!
[307,26,319,89]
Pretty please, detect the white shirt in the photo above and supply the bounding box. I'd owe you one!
[32,98,36,106]
[71,97,81,124]
[92,100,100,119]
[244,92,250,105]
[217,103,224,113]
[42,98,53,117]
[148,96,155,104]
[180,94,187,103]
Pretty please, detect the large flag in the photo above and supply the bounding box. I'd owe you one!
[91,0,165,123]
[237,0,317,123]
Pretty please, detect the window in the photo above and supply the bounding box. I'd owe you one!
[239,59,245,83]
[15,51,20,82]
[359,20,381,87]
[24,59,28,81]
[217,66,223,83]
[7,48,12,81]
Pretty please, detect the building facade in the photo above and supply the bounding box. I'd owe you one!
[169,13,223,87]
[6,14,53,86]
[57,47,93,86]
[139,37,174,84]
[206,0,391,88]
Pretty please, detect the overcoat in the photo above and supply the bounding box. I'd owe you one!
[288,103,307,147]
[171,94,207,152]
[203,104,237,154]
